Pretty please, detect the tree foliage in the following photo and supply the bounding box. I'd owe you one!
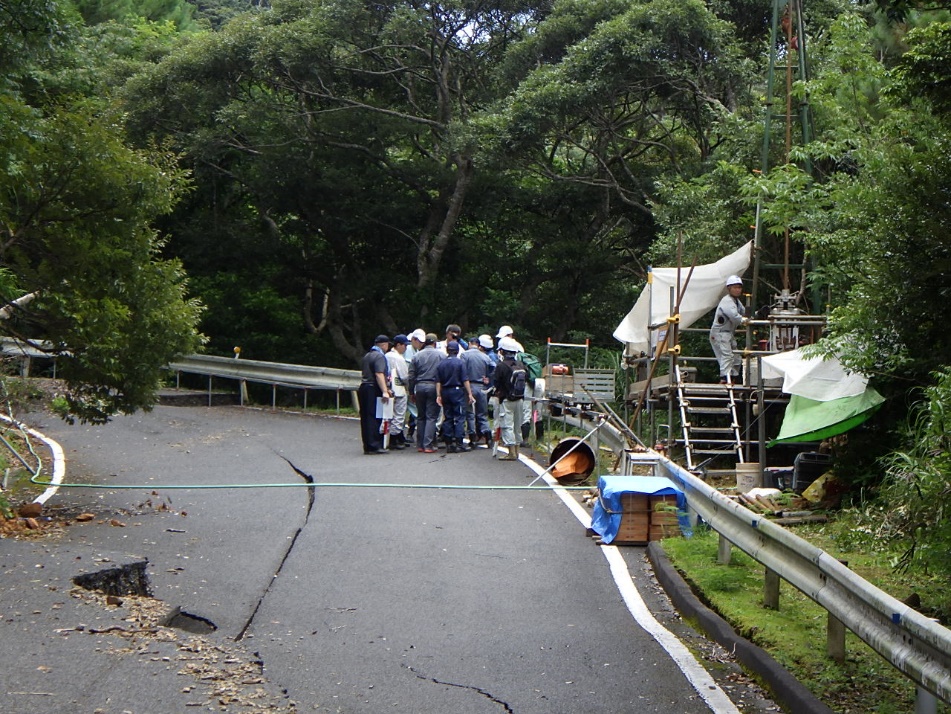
[0,2,203,422]
[122,1,552,361]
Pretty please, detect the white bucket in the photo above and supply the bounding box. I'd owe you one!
[736,462,762,493]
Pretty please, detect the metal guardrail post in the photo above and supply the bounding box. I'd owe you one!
[717,534,732,565]
[764,567,780,610]
[828,613,846,663]
[918,686,939,714]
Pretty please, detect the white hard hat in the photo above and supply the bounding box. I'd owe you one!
[498,336,520,353]
[409,328,426,342]
[496,325,514,339]
[478,334,494,349]
[725,275,743,287]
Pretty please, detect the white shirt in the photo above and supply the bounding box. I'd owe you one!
[385,350,410,397]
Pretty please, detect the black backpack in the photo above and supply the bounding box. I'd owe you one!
[507,360,528,399]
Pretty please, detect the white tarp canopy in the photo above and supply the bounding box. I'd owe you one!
[613,242,753,355]
[760,348,868,401]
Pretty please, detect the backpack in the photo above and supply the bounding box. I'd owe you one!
[507,360,528,399]
[516,352,542,385]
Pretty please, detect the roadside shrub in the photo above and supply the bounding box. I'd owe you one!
[876,368,951,575]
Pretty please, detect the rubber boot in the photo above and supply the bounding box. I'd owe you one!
[500,443,519,461]
[447,439,457,454]
[519,422,531,448]
[482,431,493,449]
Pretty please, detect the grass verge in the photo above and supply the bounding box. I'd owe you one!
[661,516,950,714]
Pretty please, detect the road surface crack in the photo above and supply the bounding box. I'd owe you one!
[405,665,514,713]
[235,454,316,641]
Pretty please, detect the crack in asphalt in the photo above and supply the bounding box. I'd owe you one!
[235,454,316,641]
[406,665,515,713]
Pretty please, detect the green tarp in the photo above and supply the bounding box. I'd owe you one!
[769,387,885,446]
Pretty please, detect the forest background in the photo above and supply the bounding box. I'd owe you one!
[2,0,951,574]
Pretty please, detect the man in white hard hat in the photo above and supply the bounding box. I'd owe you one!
[495,325,530,444]
[495,325,523,353]
[406,328,426,362]
[493,336,528,460]
[709,275,747,383]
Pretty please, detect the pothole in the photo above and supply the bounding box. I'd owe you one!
[162,606,218,634]
[72,559,153,597]
[72,560,218,634]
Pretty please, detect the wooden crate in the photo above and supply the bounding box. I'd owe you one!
[600,491,682,544]
[616,514,649,544]
[621,493,650,511]
[614,493,650,543]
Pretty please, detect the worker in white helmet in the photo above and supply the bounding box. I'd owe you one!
[493,336,527,460]
[709,275,747,383]
[495,324,529,444]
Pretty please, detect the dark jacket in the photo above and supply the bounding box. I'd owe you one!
[493,356,525,401]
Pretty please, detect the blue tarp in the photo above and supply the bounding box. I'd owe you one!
[590,475,687,544]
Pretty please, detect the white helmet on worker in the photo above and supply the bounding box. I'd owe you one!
[496,325,514,339]
[498,336,520,354]
[725,275,743,287]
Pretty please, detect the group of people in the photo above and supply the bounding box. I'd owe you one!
[358,324,532,460]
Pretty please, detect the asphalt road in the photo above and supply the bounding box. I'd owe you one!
[1,404,777,713]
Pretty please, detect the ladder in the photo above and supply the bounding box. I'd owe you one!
[675,366,744,473]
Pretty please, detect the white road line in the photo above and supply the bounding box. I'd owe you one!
[0,415,65,505]
[521,455,742,714]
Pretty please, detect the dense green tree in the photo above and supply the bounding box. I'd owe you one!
[739,13,951,386]
[498,0,752,203]
[468,0,756,335]
[71,0,201,30]
[122,1,548,361]
[1,2,204,422]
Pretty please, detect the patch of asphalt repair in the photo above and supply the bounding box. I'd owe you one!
[405,664,515,713]
[235,453,316,642]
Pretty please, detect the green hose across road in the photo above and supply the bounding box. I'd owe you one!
[29,474,590,491]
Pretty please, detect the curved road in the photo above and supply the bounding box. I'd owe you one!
[6,404,775,713]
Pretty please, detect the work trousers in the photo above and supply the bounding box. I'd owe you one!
[499,398,524,447]
[357,382,384,452]
[389,394,407,437]
[414,382,439,450]
[441,387,466,441]
[710,331,739,379]
[466,385,490,437]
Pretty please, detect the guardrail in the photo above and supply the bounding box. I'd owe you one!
[652,452,951,707]
[167,354,361,408]
[556,408,951,706]
[0,337,58,377]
